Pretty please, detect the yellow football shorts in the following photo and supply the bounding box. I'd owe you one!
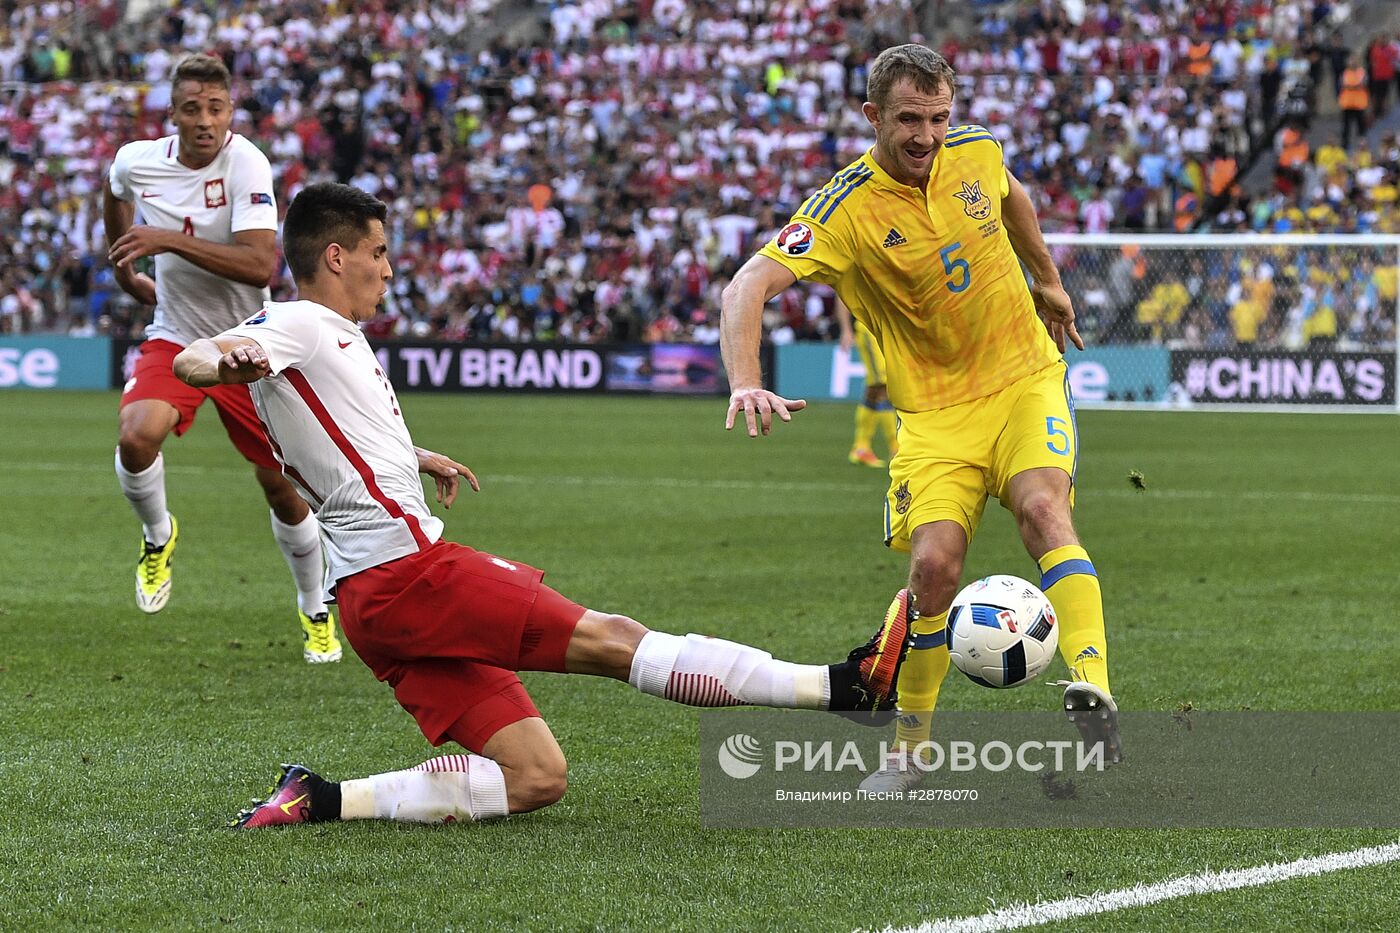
[854,322,888,387]
[884,362,1077,551]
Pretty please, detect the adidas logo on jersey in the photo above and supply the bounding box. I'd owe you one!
[882,227,908,248]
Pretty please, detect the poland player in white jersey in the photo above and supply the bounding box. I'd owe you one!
[108,124,276,344]
[104,53,341,664]
[172,182,911,830]
[223,298,446,585]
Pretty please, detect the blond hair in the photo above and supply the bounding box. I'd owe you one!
[866,44,956,109]
[170,53,230,91]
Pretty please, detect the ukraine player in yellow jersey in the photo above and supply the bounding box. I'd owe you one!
[719,44,1119,783]
[836,297,899,468]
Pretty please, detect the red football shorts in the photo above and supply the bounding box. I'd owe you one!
[334,540,586,752]
[120,338,278,470]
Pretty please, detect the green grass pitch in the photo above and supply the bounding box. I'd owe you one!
[1,391,1397,930]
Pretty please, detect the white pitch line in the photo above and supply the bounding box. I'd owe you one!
[4,461,1399,504]
[872,841,1400,933]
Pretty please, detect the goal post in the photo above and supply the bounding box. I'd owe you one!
[1042,233,1400,413]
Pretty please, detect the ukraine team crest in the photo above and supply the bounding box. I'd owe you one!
[774,222,814,256]
[893,480,911,515]
[953,180,991,220]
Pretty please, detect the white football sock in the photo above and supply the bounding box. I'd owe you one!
[269,510,326,616]
[115,448,171,546]
[339,755,509,823]
[628,631,830,709]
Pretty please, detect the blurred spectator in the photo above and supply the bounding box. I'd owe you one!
[1275,119,1311,194]
[1366,33,1396,120]
[1339,52,1369,150]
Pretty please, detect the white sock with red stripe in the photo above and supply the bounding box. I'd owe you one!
[269,510,327,616]
[627,632,830,709]
[115,448,171,546]
[338,754,509,823]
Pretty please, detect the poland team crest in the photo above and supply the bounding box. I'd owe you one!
[774,222,814,256]
[205,178,227,208]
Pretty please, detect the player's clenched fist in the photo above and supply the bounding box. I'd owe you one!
[218,345,271,384]
[725,388,807,437]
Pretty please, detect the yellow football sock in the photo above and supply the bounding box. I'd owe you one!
[875,408,899,456]
[853,404,877,451]
[1038,544,1111,696]
[894,609,950,760]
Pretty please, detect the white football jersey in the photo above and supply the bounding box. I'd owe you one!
[224,300,444,588]
[109,132,277,346]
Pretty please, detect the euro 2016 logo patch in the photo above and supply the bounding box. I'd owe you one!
[205,178,227,209]
[893,480,912,515]
[774,222,814,256]
[953,180,991,220]
[243,309,268,325]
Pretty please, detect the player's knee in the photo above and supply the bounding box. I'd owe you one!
[562,611,647,678]
[256,469,306,514]
[117,420,165,466]
[512,762,568,812]
[259,481,296,508]
[600,612,645,637]
[1014,493,1069,535]
[599,612,647,666]
[909,554,962,613]
[596,612,647,660]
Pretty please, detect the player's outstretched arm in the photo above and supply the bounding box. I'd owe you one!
[102,183,156,305]
[1003,171,1083,353]
[719,253,807,436]
[174,336,270,387]
[415,447,479,509]
[108,227,278,289]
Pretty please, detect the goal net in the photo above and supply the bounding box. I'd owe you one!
[1043,233,1400,412]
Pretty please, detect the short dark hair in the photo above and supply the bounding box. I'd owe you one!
[283,183,388,284]
[866,44,956,109]
[170,53,230,92]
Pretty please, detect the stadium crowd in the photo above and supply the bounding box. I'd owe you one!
[1056,239,1397,349]
[0,0,1393,352]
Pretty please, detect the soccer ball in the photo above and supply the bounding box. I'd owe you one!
[946,575,1059,688]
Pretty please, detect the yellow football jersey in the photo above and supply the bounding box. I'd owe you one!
[759,127,1060,411]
